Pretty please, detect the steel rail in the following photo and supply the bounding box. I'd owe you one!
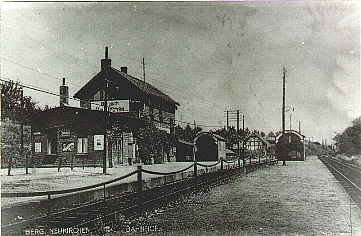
[327,157,361,174]
[75,168,241,231]
[320,157,361,192]
[2,160,275,235]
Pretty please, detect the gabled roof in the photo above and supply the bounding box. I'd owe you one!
[74,67,179,106]
[178,139,194,146]
[194,131,226,142]
[245,133,272,147]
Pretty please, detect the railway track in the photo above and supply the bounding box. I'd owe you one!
[319,155,361,208]
[2,161,270,236]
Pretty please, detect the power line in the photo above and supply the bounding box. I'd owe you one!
[0,77,223,129]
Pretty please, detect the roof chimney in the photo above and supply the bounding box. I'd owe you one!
[60,77,69,107]
[121,66,128,74]
[101,46,111,71]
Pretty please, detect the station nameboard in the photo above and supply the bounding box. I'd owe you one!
[90,100,129,113]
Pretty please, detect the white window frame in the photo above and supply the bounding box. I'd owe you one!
[77,137,88,154]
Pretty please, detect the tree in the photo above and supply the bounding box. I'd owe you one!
[333,117,361,155]
[135,117,176,164]
[1,81,41,124]
[1,81,41,175]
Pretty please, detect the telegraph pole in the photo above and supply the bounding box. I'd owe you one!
[20,88,27,174]
[242,114,245,167]
[289,113,292,130]
[282,67,286,134]
[298,120,301,134]
[103,47,109,174]
[282,66,286,166]
[237,110,240,167]
[142,57,146,83]
[226,110,229,131]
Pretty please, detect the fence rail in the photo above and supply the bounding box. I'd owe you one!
[1,155,277,200]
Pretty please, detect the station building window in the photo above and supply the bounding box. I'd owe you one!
[47,130,57,155]
[77,137,88,154]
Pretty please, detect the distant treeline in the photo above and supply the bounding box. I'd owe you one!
[333,117,361,155]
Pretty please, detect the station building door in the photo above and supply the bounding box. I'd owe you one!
[111,137,123,165]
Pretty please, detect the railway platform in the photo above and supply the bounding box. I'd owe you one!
[141,156,361,235]
[1,161,222,209]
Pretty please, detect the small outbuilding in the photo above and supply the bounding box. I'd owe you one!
[194,132,226,161]
[175,139,194,162]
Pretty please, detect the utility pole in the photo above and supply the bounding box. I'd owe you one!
[282,66,286,134]
[193,120,196,129]
[298,120,301,134]
[242,114,245,167]
[289,113,292,130]
[226,110,229,131]
[103,47,109,174]
[237,110,240,165]
[20,87,27,174]
[282,66,286,166]
[142,57,146,113]
[142,57,146,83]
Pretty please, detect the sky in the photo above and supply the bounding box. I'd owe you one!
[1,1,360,143]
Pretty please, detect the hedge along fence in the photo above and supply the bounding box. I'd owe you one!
[1,155,277,202]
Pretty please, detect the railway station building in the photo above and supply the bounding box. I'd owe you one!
[32,48,179,167]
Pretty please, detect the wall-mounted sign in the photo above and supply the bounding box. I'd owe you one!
[35,142,42,153]
[60,128,71,137]
[155,122,170,134]
[62,142,74,152]
[90,100,129,113]
[94,135,104,150]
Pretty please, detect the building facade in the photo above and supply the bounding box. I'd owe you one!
[32,47,179,167]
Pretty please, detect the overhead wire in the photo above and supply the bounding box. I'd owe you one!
[0,76,224,129]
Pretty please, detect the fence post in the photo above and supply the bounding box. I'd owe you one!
[103,184,106,201]
[193,162,197,178]
[193,162,198,187]
[137,165,143,193]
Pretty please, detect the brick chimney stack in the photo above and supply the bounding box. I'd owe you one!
[60,77,69,107]
[101,46,111,71]
[121,66,128,74]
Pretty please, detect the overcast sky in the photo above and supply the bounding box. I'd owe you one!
[1,1,360,143]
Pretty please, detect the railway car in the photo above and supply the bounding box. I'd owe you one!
[275,130,305,161]
[194,132,226,161]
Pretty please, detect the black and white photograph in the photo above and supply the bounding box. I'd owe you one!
[1,1,360,235]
